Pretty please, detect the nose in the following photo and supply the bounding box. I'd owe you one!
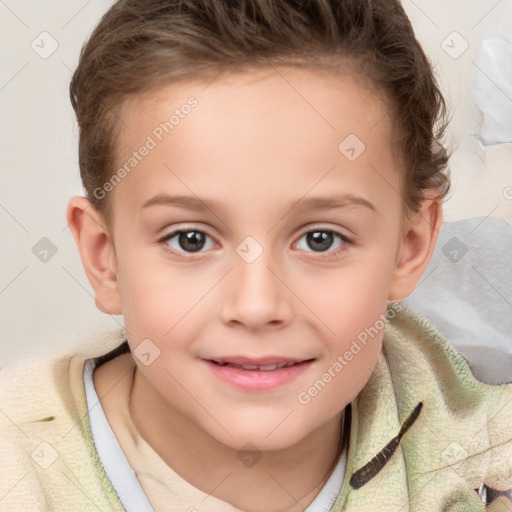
[220,246,293,331]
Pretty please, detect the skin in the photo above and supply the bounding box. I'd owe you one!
[67,66,442,511]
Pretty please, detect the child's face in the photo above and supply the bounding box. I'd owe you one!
[99,67,426,450]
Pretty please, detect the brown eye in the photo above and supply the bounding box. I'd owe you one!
[176,231,206,252]
[160,229,216,255]
[296,229,351,254]
[306,231,335,252]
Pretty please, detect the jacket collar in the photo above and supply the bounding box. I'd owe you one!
[332,302,512,510]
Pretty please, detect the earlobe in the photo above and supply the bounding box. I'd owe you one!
[387,195,443,301]
[66,196,122,315]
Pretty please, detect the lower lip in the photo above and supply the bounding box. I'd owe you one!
[203,360,314,391]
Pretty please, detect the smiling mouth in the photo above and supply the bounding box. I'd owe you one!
[203,357,315,390]
[206,359,315,371]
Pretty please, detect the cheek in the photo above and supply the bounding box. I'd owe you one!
[295,336,383,440]
[305,258,392,339]
[293,266,389,420]
[115,249,211,340]
[332,340,382,415]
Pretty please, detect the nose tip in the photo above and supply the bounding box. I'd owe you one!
[220,250,292,330]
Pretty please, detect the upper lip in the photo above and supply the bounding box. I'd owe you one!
[204,356,314,366]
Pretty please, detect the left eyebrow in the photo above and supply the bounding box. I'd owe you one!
[291,195,377,214]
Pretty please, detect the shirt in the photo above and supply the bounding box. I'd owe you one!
[83,355,347,512]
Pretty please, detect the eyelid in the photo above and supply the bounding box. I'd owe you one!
[158,223,216,240]
[293,222,353,246]
[299,225,353,242]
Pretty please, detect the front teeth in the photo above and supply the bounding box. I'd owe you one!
[217,362,297,370]
[258,364,279,371]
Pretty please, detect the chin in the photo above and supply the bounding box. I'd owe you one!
[205,416,309,453]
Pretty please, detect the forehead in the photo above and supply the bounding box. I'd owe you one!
[111,67,400,219]
[117,66,392,146]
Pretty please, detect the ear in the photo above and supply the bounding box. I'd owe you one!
[66,196,122,315]
[388,193,443,301]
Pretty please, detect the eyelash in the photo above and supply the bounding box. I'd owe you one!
[158,225,353,261]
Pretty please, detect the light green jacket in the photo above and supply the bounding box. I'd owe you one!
[1,303,511,511]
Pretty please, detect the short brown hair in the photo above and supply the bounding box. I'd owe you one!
[70,0,450,226]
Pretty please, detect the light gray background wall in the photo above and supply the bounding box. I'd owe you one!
[1,0,511,366]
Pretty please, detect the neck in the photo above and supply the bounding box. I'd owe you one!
[129,365,345,512]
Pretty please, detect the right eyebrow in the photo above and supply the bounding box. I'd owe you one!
[141,194,218,213]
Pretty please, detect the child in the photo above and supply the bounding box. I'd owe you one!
[2,0,512,510]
